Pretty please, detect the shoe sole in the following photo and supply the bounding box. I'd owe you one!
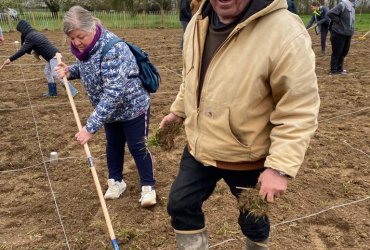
[141,200,157,208]
[104,195,120,200]
[104,187,126,200]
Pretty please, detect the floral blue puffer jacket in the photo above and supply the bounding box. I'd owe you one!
[68,29,150,134]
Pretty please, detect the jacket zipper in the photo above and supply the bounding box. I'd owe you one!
[194,26,242,158]
[199,27,241,106]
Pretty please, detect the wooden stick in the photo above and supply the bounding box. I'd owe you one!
[56,53,120,250]
[0,62,5,71]
[359,30,370,39]
[307,24,317,31]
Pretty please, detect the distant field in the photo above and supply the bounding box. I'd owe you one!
[0,11,369,31]
[0,11,180,31]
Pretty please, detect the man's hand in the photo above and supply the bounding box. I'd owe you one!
[159,113,184,129]
[75,126,92,145]
[0,37,4,45]
[258,168,288,203]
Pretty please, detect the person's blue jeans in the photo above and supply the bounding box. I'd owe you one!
[45,57,78,96]
[104,108,155,186]
[167,146,270,242]
[319,24,329,53]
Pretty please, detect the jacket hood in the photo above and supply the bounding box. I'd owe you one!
[342,0,354,10]
[16,20,34,35]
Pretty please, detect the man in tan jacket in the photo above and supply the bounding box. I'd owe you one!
[160,0,320,249]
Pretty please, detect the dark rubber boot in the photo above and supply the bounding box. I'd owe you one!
[246,237,269,250]
[43,82,57,96]
[175,229,209,250]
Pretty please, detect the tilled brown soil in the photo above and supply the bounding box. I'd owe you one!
[0,28,369,250]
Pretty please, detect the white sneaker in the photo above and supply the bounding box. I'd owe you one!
[139,186,157,207]
[104,179,127,199]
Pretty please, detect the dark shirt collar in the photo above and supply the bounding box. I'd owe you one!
[203,0,274,30]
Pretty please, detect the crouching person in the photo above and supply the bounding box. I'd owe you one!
[3,20,78,97]
[160,0,320,248]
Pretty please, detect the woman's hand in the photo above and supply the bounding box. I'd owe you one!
[75,126,93,145]
[54,62,70,79]
[3,59,11,65]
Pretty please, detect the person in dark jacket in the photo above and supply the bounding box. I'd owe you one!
[287,0,297,14]
[2,20,78,97]
[179,0,192,31]
[306,2,330,55]
[179,0,192,49]
[327,0,356,75]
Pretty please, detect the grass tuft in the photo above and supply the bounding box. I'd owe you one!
[238,186,269,217]
[149,123,182,150]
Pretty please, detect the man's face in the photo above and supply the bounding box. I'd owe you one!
[311,5,318,11]
[210,0,251,24]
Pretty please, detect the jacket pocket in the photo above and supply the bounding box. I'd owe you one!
[197,102,252,162]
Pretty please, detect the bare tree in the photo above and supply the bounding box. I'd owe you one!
[43,0,60,18]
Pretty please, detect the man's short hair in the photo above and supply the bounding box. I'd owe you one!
[311,1,320,7]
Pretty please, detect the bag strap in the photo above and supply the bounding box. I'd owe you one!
[100,37,124,63]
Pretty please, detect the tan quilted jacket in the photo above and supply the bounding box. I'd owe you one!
[171,0,320,177]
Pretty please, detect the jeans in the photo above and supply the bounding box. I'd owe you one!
[319,24,329,53]
[167,146,270,242]
[45,57,72,87]
[330,31,352,73]
[104,108,155,186]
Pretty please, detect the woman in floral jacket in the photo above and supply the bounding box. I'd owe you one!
[55,6,156,208]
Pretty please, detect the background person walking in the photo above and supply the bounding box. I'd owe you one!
[327,0,356,75]
[306,1,330,56]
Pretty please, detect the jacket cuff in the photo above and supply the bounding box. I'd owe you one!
[86,121,98,134]
[264,159,298,178]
